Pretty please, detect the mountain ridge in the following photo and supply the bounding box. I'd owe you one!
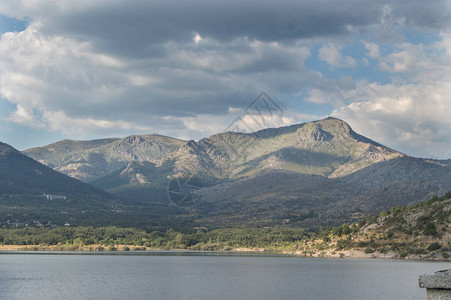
[22,117,451,227]
[25,134,186,182]
[169,117,405,180]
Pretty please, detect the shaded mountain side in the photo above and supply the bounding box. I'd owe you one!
[89,160,176,205]
[321,181,444,219]
[195,170,355,227]
[25,134,186,182]
[0,142,199,229]
[192,169,444,227]
[0,142,110,199]
[340,156,451,190]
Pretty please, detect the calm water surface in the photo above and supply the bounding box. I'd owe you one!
[0,252,449,300]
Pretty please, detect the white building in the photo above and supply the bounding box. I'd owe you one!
[43,194,67,201]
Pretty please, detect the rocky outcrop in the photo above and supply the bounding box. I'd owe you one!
[25,134,185,182]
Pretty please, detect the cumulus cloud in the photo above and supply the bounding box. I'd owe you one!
[331,34,451,158]
[379,43,425,73]
[363,42,380,58]
[318,44,357,68]
[0,0,450,157]
[333,81,451,158]
[0,20,317,141]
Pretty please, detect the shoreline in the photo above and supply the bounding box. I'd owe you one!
[0,245,449,261]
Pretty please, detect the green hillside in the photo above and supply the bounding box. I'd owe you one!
[301,192,451,259]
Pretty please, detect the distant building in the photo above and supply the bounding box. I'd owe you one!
[43,194,66,200]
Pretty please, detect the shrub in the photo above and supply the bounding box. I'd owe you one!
[379,247,388,254]
[330,227,342,236]
[364,247,375,254]
[357,241,368,248]
[411,248,426,255]
[390,205,404,215]
[423,222,438,236]
[336,239,352,250]
[427,242,441,252]
[341,224,352,235]
[379,210,390,218]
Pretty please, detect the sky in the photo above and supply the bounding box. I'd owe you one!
[0,0,450,159]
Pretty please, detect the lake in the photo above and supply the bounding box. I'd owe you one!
[0,252,449,300]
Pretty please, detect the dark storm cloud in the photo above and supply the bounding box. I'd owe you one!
[36,0,450,58]
[17,0,443,63]
[389,0,451,29]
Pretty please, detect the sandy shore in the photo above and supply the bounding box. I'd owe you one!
[0,245,449,261]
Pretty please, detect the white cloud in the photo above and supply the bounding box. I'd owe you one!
[0,20,317,141]
[6,104,43,128]
[363,41,380,58]
[42,110,154,137]
[318,44,357,68]
[0,23,132,120]
[379,43,424,73]
[331,34,451,158]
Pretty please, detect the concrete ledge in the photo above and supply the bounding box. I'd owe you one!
[419,269,451,289]
[420,270,451,300]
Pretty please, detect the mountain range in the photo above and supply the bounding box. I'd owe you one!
[20,117,451,227]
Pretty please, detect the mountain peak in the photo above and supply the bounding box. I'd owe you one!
[0,142,20,156]
[252,117,349,137]
[309,117,352,131]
